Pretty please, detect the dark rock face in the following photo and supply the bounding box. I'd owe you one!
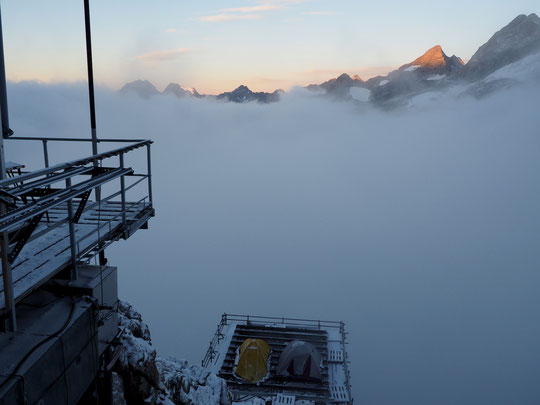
[216,85,282,103]
[113,301,232,405]
[463,13,540,80]
[307,73,365,98]
[119,80,160,99]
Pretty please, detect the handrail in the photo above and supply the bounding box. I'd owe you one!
[0,168,132,232]
[8,136,147,143]
[202,313,346,368]
[0,139,151,188]
[224,314,344,328]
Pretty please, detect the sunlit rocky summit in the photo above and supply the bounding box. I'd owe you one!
[308,13,540,107]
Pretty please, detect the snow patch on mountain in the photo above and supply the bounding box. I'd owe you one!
[427,74,445,81]
[403,65,419,72]
[349,87,370,102]
[484,50,540,82]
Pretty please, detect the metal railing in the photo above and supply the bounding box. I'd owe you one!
[0,137,154,331]
[202,313,346,368]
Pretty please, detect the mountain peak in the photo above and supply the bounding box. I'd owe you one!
[217,85,281,103]
[162,82,197,98]
[399,45,464,73]
[464,12,540,79]
[411,45,446,68]
[119,80,160,98]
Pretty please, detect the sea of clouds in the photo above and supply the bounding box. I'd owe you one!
[6,81,540,404]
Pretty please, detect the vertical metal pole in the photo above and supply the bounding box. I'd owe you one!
[42,140,49,168]
[66,178,78,280]
[0,5,11,138]
[0,5,15,329]
[119,153,126,231]
[0,207,15,331]
[146,143,153,206]
[84,0,97,157]
[84,0,102,204]
[0,117,14,332]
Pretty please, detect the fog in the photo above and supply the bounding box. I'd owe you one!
[6,82,540,404]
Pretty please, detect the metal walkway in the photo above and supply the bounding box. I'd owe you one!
[203,314,353,404]
[0,137,154,323]
[219,323,331,400]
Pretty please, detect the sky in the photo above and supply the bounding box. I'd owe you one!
[1,0,539,93]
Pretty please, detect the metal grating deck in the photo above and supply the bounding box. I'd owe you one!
[0,200,153,314]
[218,323,331,401]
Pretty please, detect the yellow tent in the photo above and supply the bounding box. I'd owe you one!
[235,338,271,382]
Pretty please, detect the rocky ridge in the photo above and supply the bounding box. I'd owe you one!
[113,301,231,405]
[216,85,283,103]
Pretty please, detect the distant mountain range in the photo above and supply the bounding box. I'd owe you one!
[120,13,540,106]
[119,80,282,104]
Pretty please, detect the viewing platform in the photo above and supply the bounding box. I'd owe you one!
[203,314,353,404]
[0,137,154,322]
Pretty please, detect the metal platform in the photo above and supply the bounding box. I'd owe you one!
[0,200,151,314]
[0,137,154,327]
[203,314,353,404]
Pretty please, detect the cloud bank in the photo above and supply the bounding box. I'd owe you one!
[5,81,540,405]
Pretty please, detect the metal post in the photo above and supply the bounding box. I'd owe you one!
[146,143,153,206]
[66,178,78,280]
[42,139,49,168]
[0,13,15,329]
[0,5,12,138]
[0,206,15,331]
[84,0,97,157]
[84,0,102,203]
[119,153,126,231]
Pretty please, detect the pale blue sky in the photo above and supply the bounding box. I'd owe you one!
[2,1,538,93]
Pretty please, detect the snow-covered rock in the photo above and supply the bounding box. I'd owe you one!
[114,301,232,405]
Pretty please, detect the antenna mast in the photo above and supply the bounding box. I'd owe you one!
[84,0,98,156]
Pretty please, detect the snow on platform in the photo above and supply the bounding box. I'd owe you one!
[0,200,152,314]
[203,315,353,404]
